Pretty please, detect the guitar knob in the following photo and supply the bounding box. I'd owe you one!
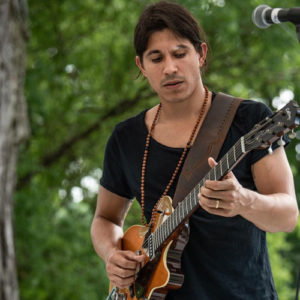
[268,145,273,155]
[288,130,296,139]
[277,137,286,146]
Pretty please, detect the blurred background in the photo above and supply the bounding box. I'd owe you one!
[11,0,300,299]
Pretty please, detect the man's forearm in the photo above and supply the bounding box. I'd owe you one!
[91,216,123,263]
[240,190,298,233]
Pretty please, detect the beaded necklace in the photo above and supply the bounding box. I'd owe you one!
[140,86,209,226]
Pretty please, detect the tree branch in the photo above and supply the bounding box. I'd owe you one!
[17,88,155,189]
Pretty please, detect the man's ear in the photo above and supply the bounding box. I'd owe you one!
[198,43,207,67]
[136,56,147,78]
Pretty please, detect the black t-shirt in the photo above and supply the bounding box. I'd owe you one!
[100,99,282,299]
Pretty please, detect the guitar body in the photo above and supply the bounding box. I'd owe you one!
[109,196,190,300]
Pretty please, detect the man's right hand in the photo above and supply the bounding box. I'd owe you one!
[106,250,145,289]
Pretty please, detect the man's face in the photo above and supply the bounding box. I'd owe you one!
[136,29,207,104]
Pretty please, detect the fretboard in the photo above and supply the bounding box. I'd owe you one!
[148,136,248,256]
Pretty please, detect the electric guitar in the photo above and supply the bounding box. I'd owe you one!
[107,100,300,300]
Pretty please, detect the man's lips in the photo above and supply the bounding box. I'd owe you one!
[163,80,184,87]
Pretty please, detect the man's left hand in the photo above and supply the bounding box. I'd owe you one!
[198,157,253,217]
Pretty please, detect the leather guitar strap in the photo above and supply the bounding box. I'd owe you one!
[172,93,242,208]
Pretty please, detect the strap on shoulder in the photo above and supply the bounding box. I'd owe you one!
[172,93,242,208]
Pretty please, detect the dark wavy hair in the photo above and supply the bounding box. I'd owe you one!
[134,1,208,65]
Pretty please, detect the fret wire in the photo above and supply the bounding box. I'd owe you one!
[173,209,177,229]
[240,136,245,153]
[176,209,179,226]
[191,192,195,211]
[193,188,198,208]
[163,219,167,241]
[190,192,195,208]
[158,225,161,246]
[156,227,160,248]
[237,141,243,156]
[171,209,175,233]
[163,219,167,240]
[158,224,162,246]
[192,190,196,210]
[180,202,183,221]
[179,206,182,225]
[153,233,157,253]
[196,184,201,194]
[196,185,199,199]
[169,213,173,234]
[192,189,200,209]
[233,144,236,161]
[151,233,154,252]
[176,204,180,225]
[226,152,229,169]
[174,210,178,227]
[172,208,175,230]
[235,143,240,158]
[174,207,178,228]
[162,222,166,243]
[155,228,158,249]
[185,195,189,214]
[189,194,192,212]
[179,204,182,222]
[216,164,221,180]
[169,215,173,236]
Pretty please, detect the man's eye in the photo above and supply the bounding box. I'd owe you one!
[175,52,186,58]
[152,57,162,63]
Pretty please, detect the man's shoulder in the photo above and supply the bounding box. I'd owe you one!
[238,99,271,112]
[229,98,273,134]
[114,109,147,134]
[108,109,148,147]
[236,99,273,122]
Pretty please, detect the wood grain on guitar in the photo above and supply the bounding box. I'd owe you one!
[108,195,189,300]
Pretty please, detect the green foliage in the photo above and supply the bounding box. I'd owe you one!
[16,0,300,299]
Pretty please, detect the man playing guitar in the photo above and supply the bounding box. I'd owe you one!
[91,1,298,299]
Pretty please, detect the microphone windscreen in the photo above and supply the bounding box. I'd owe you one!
[252,4,271,28]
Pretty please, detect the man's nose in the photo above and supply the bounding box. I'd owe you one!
[163,56,178,75]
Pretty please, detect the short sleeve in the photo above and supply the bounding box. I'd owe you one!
[247,102,289,165]
[100,127,134,199]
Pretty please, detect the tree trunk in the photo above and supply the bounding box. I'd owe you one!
[0,0,29,299]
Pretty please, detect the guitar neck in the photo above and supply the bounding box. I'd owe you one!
[150,136,249,256]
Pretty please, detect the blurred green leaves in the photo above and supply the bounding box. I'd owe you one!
[16,0,300,299]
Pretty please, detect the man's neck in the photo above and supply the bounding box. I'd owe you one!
[158,86,211,124]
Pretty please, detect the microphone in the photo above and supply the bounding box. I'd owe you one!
[252,5,300,29]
